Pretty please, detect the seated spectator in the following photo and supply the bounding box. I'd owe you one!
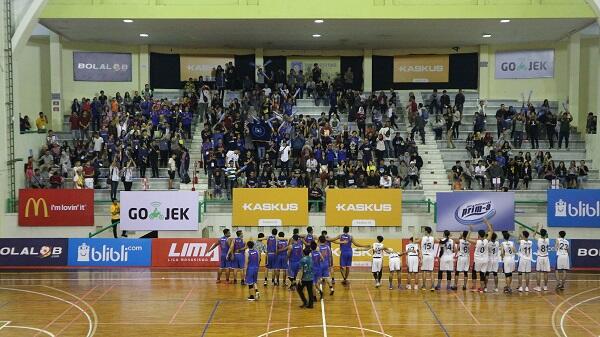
[30,169,46,188]
[49,170,64,188]
[36,111,48,133]
[577,160,589,188]
[20,114,31,133]
[308,183,324,211]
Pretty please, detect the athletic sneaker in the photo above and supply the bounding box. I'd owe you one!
[406,285,412,290]
[375,282,381,288]
[430,287,435,292]
[216,280,221,284]
[255,292,260,299]
[263,280,267,286]
[446,285,452,290]
[434,285,441,290]
[484,288,487,292]
[247,295,255,301]
[494,288,499,292]
[518,287,523,292]
[319,289,324,301]
[533,286,541,292]
[543,286,548,291]
[332,279,336,285]
[233,279,238,284]
[525,287,530,292]
[478,288,484,293]
[241,280,246,286]
[462,285,467,291]
[329,288,334,296]
[389,284,393,290]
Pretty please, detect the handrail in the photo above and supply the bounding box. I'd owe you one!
[515,219,541,235]
[89,222,118,238]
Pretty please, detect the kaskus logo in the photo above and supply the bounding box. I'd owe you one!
[455,200,495,225]
[336,203,392,212]
[242,203,298,211]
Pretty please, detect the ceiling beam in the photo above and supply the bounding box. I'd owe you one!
[12,0,48,55]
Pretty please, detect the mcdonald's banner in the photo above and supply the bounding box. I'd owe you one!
[232,188,308,227]
[18,189,94,226]
[325,189,402,227]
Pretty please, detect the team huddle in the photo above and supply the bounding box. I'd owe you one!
[209,222,570,304]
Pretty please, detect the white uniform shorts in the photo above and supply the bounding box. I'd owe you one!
[503,257,515,274]
[389,257,401,272]
[421,254,434,271]
[440,256,454,271]
[456,256,470,272]
[518,258,532,273]
[407,255,419,273]
[536,256,550,272]
[371,257,383,273]
[557,255,570,270]
[487,258,499,273]
[474,257,488,273]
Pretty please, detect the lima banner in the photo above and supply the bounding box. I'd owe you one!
[436,192,515,231]
[547,190,600,227]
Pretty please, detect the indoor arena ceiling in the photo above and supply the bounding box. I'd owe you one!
[38,18,597,49]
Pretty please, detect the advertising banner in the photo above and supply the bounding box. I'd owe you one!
[436,192,515,231]
[232,188,308,227]
[325,189,402,227]
[0,239,68,266]
[67,238,151,267]
[152,238,220,267]
[18,189,94,226]
[287,56,341,83]
[494,49,554,79]
[393,55,449,83]
[120,191,198,231]
[180,55,234,81]
[73,52,132,82]
[571,239,599,269]
[547,189,600,227]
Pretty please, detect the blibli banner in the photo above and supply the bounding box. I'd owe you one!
[232,188,308,227]
[73,52,132,82]
[325,189,402,227]
[68,239,151,267]
[548,190,600,227]
[494,49,554,79]
[120,191,198,231]
[436,192,515,231]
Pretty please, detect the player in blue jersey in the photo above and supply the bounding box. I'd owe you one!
[302,226,315,248]
[287,234,304,290]
[208,228,231,283]
[310,241,323,300]
[275,232,289,286]
[245,241,261,301]
[321,230,335,284]
[228,230,246,285]
[330,226,369,285]
[318,235,335,295]
[260,228,279,286]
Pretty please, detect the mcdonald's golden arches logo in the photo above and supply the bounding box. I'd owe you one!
[24,198,49,218]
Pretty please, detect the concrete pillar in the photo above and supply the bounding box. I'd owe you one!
[363,49,372,92]
[568,33,581,130]
[49,32,63,131]
[254,48,264,82]
[139,44,150,88]
[478,44,490,100]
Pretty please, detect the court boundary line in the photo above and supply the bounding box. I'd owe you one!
[542,296,597,337]
[169,287,195,324]
[453,293,481,325]
[560,296,600,337]
[424,300,450,337]
[365,286,385,335]
[554,292,600,327]
[0,322,55,337]
[200,300,220,337]
[37,285,98,337]
[286,291,292,337]
[56,284,115,337]
[320,298,328,337]
[349,286,365,337]
[43,285,99,336]
[265,289,276,337]
[255,325,393,337]
[551,287,600,337]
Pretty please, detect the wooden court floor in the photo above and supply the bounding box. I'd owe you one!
[0,270,599,337]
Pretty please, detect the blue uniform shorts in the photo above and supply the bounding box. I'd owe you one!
[220,254,231,269]
[266,253,276,269]
[321,265,330,277]
[313,265,322,283]
[233,253,244,269]
[276,254,288,270]
[245,267,259,285]
[288,261,300,278]
[340,251,353,267]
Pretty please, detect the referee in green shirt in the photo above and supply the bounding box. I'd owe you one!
[297,247,314,309]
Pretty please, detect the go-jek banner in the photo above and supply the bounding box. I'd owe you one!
[67,238,151,267]
[232,188,308,227]
[120,191,198,231]
[547,190,600,227]
[325,189,402,227]
[436,192,515,231]
[494,49,554,79]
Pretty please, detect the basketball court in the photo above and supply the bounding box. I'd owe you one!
[0,270,598,337]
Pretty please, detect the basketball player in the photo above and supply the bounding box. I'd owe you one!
[287,234,304,290]
[228,230,246,285]
[435,230,456,291]
[275,231,288,286]
[414,226,435,291]
[209,228,231,283]
[454,230,471,291]
[330,226,369,285]
[486,232,501,292]
[321,230,335,284]
[310,242,323,300]
[516,225,538,292]
[357,236,388,288]
[302,226,315,248]
[534,228,550,292]
[245,241,261,301]
[263,228,279,286]
[405,237,420,290]
[555,231,570,290]
[500,231,516,293]
[388,247,404,290]
[318,236,335,295]
[471,219,494,293]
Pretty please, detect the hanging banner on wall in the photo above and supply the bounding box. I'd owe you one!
[179,55,234,81]
[18,189,94,226]
[120,191,199,231]
[494,49,554,79]
[152,238,220,267]
[393,55,449,83]
[232,188,308,227]
[325,189,402,227]
[547,189,600,227]
[286,56,341,83]
[436,192,515,231]
[73,52,132,82]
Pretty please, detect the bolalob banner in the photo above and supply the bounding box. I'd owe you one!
[494,49,554,79]
[393,55,449,83]
[152,238,220,267]
[436,192,515,231]
[571,239,599,269]
[179,55,234,81]
[73,52,132,82]
[547,189,600,227]
[232,188,308,227]
[0,238,68,266]
[18,189,94,226]
[325,189,402,227]
[120,191,198,231]
[67,238,152,267]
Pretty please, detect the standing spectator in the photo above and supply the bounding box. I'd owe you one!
[474,160,486,189]
[428,89,440,115]
[215,65,225,99]
[455,89,465,113]
[79,111,91,141]
[69,111,80,141]
[488,160,504,190]
[122,159,135,191]
[440,90,451,114]
[586,112,597,134]
[168,154,177,190]
[109,160,120,200]
[344,67,354,90]
[495,104,507,138]
[308,183,324,211]
[36,111,48,133]
[92,132,104,157]
[411,112,426,145]
[279,141,291,175]
[149,144,160,178]
[558,111,573,149]
[111,199,127,238]
[527,111,539,149]
[463,161,474,190]
[545,110,557,148]
[311,63,322,82]
[513,114,525,149]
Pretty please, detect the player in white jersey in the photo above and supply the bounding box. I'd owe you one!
[485,232,501,292]
[500,231,516,293]
[435,230,456,291]
[414,227,436,291]
[453,230,471,291]
[357,236,401,288]
[387,247,406,290]
[405,237,420,290]
[555,231,570,290]
[534,228,551,292]
[471,219,494,293]
[516,225,538,292]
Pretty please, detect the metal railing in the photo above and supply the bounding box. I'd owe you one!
[89,221,118,238]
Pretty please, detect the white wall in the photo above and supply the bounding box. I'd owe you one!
[15,37,50,127]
